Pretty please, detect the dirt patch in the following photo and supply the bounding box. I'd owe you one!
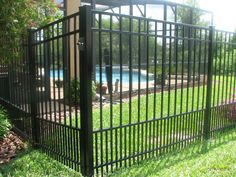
[0,132,25,165]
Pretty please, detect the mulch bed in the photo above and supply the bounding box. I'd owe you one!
[0,132,25,165]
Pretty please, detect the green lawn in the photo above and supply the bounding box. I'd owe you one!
[41,76,234,174]
[70,75,234,130]
[47,75,233,132]
[1,76,236,176]
[91,76,234,171]
[1,129,236,177]
[110,129,236,177]
[0,148,81,177]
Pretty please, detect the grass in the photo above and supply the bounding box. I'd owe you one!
[110,129,236,177]
[1,76,236,176]
[39,75,235,174]
[0,148,82,177]
[92,86,206,129]
[91,76,235,173]
[1,129,236,177]
[69,75,235,130]
[43,86,209,173]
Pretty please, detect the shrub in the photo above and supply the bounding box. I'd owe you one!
[67,79,96,105]
[0,107,11,139]
[68,79,80,105]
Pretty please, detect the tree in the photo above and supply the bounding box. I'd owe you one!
[178,0,210,26]
[0,0,61,62]
[94,17,162,66]
[176,0,210,76]
[232,29,236,49]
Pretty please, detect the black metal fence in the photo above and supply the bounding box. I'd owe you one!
[0,5,236,177]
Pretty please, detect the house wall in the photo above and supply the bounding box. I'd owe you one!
[66,0,81,16]
[66,0,81,79]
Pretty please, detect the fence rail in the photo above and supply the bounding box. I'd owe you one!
[0,5,236,177]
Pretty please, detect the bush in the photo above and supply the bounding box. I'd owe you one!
[213,50,236,75]
[0,107,11,139]
[67,79,96,105]
[68,79,80,105]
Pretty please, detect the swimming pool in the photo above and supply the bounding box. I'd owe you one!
[95,67,154,84]
[50,70,64,79]
[50,68,154,83]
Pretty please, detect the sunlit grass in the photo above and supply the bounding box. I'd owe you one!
[1,129,236,177]
[110,129,236,177]
[92,75,234,130]
[41,75,235,175]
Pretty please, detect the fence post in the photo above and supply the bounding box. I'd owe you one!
[28,29,39,146]
[79,6,94,177]
[203,26,215,140]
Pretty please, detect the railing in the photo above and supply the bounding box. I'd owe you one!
[0,5,236,177]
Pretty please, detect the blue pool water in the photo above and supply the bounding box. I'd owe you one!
[50,70,64,79]
[50,68,154,83]
[95,67,154,84]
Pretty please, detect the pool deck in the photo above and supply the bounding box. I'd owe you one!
[49,78,196,100]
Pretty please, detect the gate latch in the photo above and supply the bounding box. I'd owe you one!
[77,37,85,51]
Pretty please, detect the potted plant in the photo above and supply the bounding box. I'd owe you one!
[155,67,167,86]
[155,74,162,85]
[96,82,107,95]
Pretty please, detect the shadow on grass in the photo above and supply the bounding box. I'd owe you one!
[109,128,236,176]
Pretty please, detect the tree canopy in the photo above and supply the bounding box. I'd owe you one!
[0,0,61,62]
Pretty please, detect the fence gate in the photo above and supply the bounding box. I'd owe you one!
[29,6,83,174]
[29,5,94,176]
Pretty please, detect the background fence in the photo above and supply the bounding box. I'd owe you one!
[0,5,236,177]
